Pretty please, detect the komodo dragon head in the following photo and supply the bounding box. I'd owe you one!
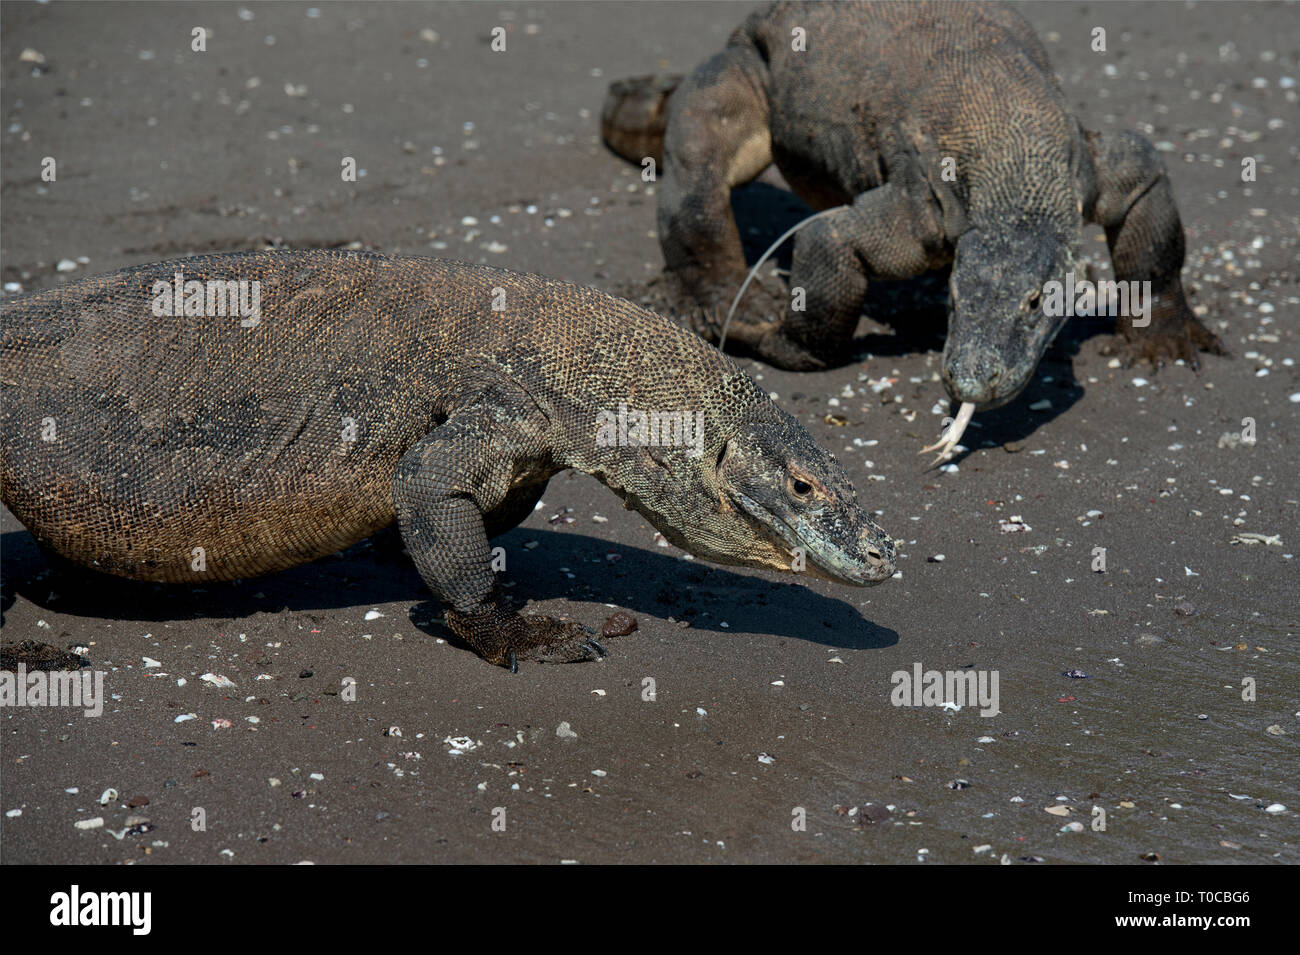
[619,401,896,587]
[942,225,1075,412]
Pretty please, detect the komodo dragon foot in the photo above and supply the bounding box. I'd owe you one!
[1100,287,1226,371]
[445,608,613,672]
[634,269,829,370]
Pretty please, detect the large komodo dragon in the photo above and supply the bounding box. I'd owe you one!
[603,0,1223,459]
[0,250,896,670]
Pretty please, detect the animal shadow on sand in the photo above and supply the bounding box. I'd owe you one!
[1,524,898,656]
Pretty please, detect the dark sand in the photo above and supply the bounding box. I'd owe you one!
[1,2,1296,864]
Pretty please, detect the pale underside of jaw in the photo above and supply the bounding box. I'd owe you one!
[920,401,976,466]
[736,492,867,584]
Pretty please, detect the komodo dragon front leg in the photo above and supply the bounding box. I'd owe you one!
[393,390,606,672]
[1085,129,1225,368]
[756,182,946,369]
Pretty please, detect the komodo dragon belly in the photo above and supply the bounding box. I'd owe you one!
[0,379,403,582]
[1,273,428,582]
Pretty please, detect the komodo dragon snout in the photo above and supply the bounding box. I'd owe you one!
[708,406,896,586]
[942,227,1074,412]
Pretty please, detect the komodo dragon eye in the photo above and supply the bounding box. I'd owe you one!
[1025,290,1043,312]
[791,479,813,497]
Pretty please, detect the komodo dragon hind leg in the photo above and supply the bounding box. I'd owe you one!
[656,45,786,349]
[1085,129,1225,369]
[393,398,608,671]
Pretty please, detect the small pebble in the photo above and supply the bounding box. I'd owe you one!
[858,804,892,825]
[601,611,638,638]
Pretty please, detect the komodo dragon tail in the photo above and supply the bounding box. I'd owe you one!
[601,74,682,166]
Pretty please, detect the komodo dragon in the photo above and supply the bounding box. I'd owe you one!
[602,0,1223,459]
[0,250,896,670]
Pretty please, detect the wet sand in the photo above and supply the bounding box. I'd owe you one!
[1,1,1296,864]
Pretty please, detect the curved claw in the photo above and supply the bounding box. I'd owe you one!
[919,401,976,467]
[581,638,609,660]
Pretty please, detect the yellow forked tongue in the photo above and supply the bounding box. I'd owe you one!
[920,401,975,466]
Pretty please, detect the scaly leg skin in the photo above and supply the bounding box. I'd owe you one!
[762,182,943,370]
[445,601,607,674]
[392,393,616,670]
[657,44,780,354]
[1086,129,1225,369]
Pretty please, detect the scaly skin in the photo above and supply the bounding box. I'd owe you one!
[0,250,895,670]
[602,0,1224,413]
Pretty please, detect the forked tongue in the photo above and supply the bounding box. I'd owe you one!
[717,207,975,469]
[920,401,975,467]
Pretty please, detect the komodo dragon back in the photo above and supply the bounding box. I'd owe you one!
[1,250,895,669]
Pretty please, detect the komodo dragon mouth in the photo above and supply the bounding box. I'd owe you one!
[710,422,896,587]
[733,490,894,586]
